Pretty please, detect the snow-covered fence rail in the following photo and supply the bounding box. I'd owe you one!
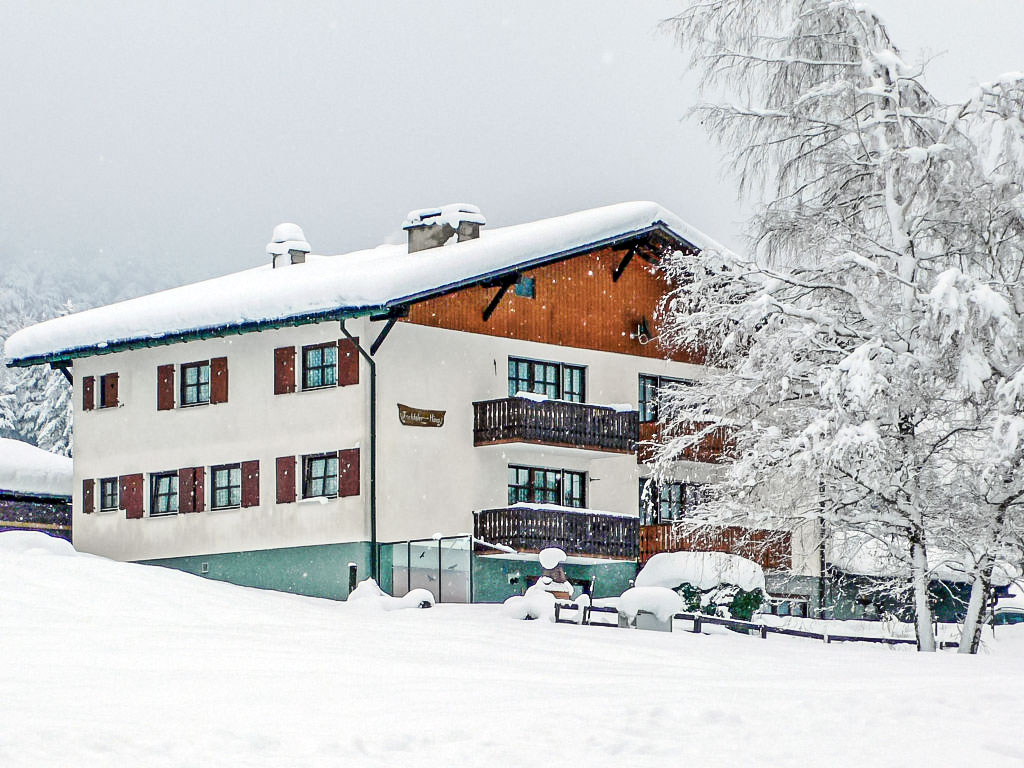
[555,604,960,649]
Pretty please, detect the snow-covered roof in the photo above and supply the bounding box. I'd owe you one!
[4,202,722,366]
[0,438,73,498]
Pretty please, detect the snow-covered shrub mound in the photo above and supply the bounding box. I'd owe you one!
[617,586,684,622]
[503,581,557,621]
[636,551,766,592]
[347,579,434,610]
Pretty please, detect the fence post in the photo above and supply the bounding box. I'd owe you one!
[692,616,702,634]
[760,624,767,639]
[824,634,830,644]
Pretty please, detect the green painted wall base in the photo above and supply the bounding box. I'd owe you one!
[471,555,637,603]
[140,542,372,601]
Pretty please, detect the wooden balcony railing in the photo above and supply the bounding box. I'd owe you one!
[474,506,639,560]
[473,397,638,453]
[639,523,792,570]
[636,420,733,464]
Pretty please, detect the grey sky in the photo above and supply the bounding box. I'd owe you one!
[1,1,1021,282]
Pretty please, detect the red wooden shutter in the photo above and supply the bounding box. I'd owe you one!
[194,466,205,512]
[179,468,195,513]
[120,474,144,519]
[210,357,229,404]
[157,364,175,410]
[82,376,96,411]
[274,347,296,394]
[337,338,359,386]
[338,448,360,497]
[82,479,95,514]
[276,456,296,503]
[241,460,260,507]
[103,373,119,407]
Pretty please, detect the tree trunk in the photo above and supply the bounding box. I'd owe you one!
[959,562,991,655]
[910,536,937,652]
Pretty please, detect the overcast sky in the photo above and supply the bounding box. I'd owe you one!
[1,1,1021,283]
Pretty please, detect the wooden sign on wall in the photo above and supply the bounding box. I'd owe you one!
[397,403,446,427]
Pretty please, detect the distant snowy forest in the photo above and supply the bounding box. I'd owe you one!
[0,256,181,455]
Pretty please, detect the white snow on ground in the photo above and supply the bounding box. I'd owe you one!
[0,437,73,497]
[2,531,1023,767]
[4,201,725,363]
[635,550,767,592]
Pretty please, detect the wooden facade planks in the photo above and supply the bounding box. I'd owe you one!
[639,523,792,571]
[402,246,703,363]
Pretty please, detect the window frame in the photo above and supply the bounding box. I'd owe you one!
[640,478,704,524]
[301,343,338,390]
[638,374,690,423]
[507,357,586,403]
[507,464,586,508]
[149,471,179,517]
[180,360,211,407]
[210,463,242,510]
[98,373,117,409]
[98,477,119,512]
[302,452,340,499]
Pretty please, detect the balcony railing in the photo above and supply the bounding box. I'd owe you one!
[636,420,733,464]
[475,505,639,560]
[639,523,792,570]
[473,397,639,453]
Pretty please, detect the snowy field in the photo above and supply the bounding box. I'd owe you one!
[2,532,1022,768]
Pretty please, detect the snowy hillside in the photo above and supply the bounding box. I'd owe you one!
[1,531,1021,767]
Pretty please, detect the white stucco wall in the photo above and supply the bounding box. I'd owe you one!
[70,314,713,562]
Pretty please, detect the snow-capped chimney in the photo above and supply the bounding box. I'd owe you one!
[266,223,311,268]
[402,204,486,253]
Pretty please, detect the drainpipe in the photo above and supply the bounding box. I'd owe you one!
[340,320,377,581]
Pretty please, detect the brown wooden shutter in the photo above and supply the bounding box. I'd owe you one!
[103,373,119,407]
[338,338,359,386]
[157,364,175,410]
[338,448,360,497]
[241,460,260,507]
[82,479,95,514]
[274,347,296,394]
[179,468,195,513]
[120,473,144,519]
[194,466,205,512]
[82,376,96,411]
[210,357,228,404]
[276,456,296,503]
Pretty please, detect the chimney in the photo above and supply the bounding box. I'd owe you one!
[266,223,311,268]
[402,204,486,253]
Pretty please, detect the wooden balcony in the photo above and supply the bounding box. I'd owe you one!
[473,397,638,453]
[639,523,792,570]
[474,505,639,560]
[636,420,733,464]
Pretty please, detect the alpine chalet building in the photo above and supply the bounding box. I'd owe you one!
[4,202,822,604]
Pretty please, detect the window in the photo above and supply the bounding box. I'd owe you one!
[150,472,179,516]
[514,276,536,298]
[211,464,242,509]
[508,465,586,508]
[99,373,118,408]
[303,453,339,498]
[99,477,119,511]
[181,361,211,406]
[508,358,586,403]
[640,479,704,524]
[302,343,337,389]
[638,374,690,423]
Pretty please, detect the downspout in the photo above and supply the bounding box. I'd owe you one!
[340,321,377,581]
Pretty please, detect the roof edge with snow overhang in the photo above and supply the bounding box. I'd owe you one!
[4,202,724,368]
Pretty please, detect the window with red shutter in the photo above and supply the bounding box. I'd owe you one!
[210,357,229,404]
[82,479,95,514]
[157,365,175,410]
[274,347,296,394]
[82,376,96,411]
[241,460,260,507]
[276,456,296,503]
[337,338,359,386]
[338,448,360,497]
[100,373,119,408]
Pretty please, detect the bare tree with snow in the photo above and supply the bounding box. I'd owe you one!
[655,0,1024,652]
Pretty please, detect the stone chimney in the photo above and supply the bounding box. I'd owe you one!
[402,204,486,253]
[266,223,311,268]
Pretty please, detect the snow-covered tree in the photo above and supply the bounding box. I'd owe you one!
[655,0,1024,652]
